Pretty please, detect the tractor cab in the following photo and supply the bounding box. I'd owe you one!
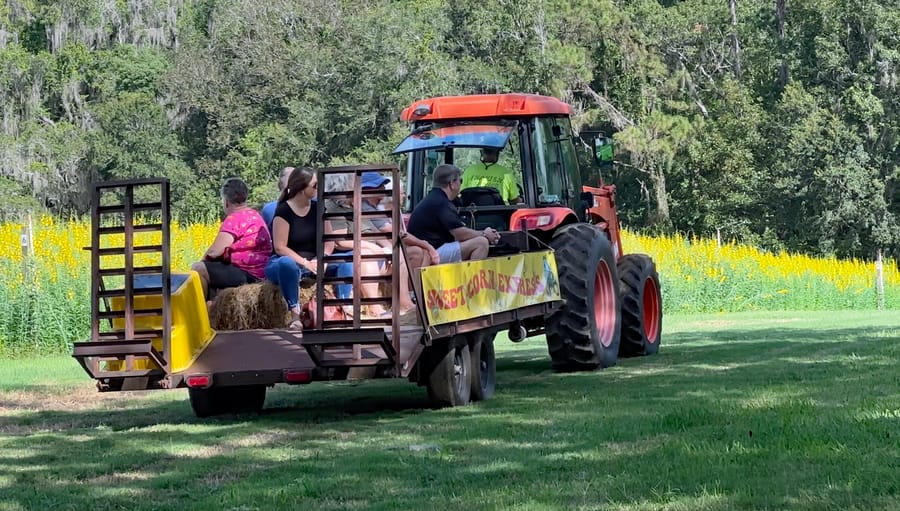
[394,94,598,238]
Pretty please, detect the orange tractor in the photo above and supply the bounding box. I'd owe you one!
[395,93,662,369]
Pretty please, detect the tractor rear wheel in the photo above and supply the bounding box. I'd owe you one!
[469,331,496,401]
[546,223,622,371]
[617,254,663,357]
[426,336,472,406]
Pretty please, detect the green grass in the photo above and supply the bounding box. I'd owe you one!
[1,311,898,510]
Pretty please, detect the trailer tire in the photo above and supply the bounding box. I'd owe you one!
[617,254,662,357]
[469,332,496,402]
[427,337,472,407]
[189,387,226,418]
[229,385,267,413]
[188,385,266,418]
[546,223,621,371]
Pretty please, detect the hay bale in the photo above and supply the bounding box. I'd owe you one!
[210,281,290,330]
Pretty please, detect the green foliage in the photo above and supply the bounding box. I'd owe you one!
[0,0,897,258]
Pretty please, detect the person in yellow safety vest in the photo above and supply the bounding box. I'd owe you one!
[461,147,522,204]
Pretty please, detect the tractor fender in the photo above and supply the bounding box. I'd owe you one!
[509,207,578,232]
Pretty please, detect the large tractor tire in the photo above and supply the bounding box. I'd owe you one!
[469,331,497,402]
[189,385,266,418]
[546,223,622,371]
[617,254,663,357]
[426,336,472,406]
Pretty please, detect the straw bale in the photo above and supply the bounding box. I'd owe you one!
[209,281,290,330]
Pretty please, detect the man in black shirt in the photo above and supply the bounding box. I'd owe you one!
[407,164,501,264]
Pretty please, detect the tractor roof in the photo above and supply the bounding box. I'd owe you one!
[400,94,573,122]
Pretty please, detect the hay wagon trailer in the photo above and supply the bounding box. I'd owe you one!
[72,166,563,417]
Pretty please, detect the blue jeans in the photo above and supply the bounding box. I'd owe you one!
[330,251,353,300]
[265,256,313,310]
[265,255,353,309]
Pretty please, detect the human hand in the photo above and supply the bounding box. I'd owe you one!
[303,258,318,272]
[428,247,440,265]
[483,228,501,245]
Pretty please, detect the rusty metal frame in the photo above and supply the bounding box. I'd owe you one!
[74,178,172,384]
[311,164,403,372]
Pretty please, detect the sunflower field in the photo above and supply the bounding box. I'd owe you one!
[0,217,897,355]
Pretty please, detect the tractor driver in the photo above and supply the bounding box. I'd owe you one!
[407,164,502,265]
[461,147,522,204]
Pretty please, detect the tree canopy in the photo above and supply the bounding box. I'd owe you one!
[1,0,897,259]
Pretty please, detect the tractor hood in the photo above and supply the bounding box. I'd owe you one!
[392,122,515,154]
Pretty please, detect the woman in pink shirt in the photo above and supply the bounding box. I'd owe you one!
[191,178,273,299]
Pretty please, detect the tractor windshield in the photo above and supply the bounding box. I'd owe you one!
[531,116,580,206]
[393,123,514,154]
[398,122,524,205]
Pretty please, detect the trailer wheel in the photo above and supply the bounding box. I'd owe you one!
[469,332,496,401]
[189,387,226,418]
[229,385,267,413]
[427,337,472,407]
[188,385,266,418]
[546,223,622,371]
[617,254,663,357]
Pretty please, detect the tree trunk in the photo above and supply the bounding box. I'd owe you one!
[650,166,671,227]
[729,0,742,77]
[776,0,789,89]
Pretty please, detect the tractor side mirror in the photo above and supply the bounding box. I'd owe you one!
[593,135,614,168]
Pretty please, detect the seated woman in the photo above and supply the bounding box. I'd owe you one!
[322,173,397,317]
[327,173,438,316]
[191,178,272,300]
[378,177,439,314]
[266,168,386,329]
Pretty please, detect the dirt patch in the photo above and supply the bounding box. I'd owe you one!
[0,383,141,435]
[681,317,803,330]
[0,383,115,414]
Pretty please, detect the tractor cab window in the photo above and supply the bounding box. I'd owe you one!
[395,122,522,206]
[531,117,580,206]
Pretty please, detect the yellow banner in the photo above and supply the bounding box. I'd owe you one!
[420,250,561,325]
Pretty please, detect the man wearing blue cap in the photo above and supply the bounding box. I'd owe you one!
[359,172,393,244]
[357,172,438,314]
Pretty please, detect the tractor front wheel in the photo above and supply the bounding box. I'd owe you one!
[546,223,622,371]
[617,254,663,357]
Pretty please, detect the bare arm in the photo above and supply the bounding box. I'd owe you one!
[205,232,234,259]
[450,226,500,244]
[272,216,316,272]
[401,231,439,264]
[323,220,335,256]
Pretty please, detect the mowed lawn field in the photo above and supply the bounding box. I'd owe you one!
[1,311,898,511]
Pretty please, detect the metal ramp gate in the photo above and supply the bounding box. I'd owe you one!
[72,178,172,390]
[301,165,403,372]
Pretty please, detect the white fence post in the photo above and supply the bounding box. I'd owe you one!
[19,214,34,280]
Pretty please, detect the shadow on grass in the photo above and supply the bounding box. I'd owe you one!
[1,322,897,510]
